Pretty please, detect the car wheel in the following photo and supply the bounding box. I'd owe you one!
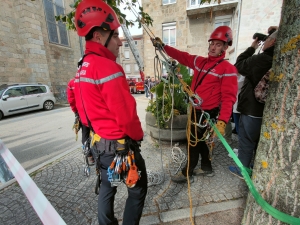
[43,100,54,110]
[0,111,3,120]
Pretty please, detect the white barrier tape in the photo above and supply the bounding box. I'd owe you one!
[0,139,66,225]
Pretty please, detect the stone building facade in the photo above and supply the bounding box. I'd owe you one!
[0,0,82,102]
[118,34,144,81]
[142,0,282,77]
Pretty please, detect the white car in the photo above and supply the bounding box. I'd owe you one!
[0,83,56,120]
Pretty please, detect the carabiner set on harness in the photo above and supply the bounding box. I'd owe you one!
[107,149,141,188]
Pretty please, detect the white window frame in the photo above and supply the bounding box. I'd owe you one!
[124,42,129,48]
[214,15,232,28]
[163,0,176,5]
[162,22,176,47]
[124,50,130,59]
[43,0,69,46]
[162,23,176,76]
[125,64,131,73]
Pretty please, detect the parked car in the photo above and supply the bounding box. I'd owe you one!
[0,83,56,120]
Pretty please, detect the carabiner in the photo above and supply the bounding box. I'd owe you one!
[189,94,203,107]
[196,111,210,128]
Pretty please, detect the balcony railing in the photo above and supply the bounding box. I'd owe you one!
[187,0,238,9]
[187,0,238,16]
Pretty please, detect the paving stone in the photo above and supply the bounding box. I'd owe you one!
[0,133,247,224]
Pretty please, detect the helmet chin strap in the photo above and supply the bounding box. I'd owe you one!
[104,30,114,48]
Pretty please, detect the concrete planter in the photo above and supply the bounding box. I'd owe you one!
[145,112,187,142]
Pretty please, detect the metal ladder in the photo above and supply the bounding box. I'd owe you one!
[121,24,144,71]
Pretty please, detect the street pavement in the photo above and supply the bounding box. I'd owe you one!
[0,96,248,225]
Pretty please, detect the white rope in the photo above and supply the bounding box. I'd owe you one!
[171,144,187,175]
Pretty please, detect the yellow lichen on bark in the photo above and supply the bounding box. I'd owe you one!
[261,161,268,168]
[280,34,300,54]
[264,132,271,139]
[270,71,284,82]
[271,123,285,132]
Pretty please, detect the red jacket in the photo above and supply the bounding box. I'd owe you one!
[67,78,77,113]
[74,41,143,141]
[164,45,238,123]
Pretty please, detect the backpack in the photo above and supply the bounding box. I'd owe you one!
[254,69,271,104]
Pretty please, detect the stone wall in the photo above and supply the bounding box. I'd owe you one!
[0,0,82,103]
[236,0,282,57]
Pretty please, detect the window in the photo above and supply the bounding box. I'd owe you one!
[134,64,139,72]
[125,64,131,73]
[162,23,176,75]
[135,41,138,45]
[124,42,129,48]
[25,86,46,95]
[190,0,202,6]
[5,87,23,97]
[43,0,69,46]
[190,0,197,6]
[214,16,231,28]
[163,0,176,5]
[124,50,130,59]
[163,23,176,46]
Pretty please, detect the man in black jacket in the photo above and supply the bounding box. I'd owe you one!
[229,28,278,179]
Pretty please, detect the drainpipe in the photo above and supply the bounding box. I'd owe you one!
[234,0,242,62]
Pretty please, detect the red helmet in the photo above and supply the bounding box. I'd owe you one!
[75,0,121,37]
[208,26,233,46]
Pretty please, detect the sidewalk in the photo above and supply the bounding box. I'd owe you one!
[0,130,248,224]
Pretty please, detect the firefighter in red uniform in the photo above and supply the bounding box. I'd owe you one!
[152,26,238,183]
[74,1,147,224]
[66,78,94,164]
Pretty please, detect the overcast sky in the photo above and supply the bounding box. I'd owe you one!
[119,0,143,37]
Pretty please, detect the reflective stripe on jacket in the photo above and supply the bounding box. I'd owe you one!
[164,45,238,123]
[74,41,143,141]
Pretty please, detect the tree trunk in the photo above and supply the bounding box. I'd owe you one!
[242,0,300,224]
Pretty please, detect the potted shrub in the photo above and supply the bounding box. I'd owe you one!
[145,64,192,141]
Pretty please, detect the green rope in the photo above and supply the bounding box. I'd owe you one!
[206,117,300,225]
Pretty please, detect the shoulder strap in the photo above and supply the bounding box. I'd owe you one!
[194,59,224,91]
[78,52,101,133]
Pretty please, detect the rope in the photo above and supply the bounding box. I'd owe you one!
[121,5,300,223]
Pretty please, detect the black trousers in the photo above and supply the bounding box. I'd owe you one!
[92,139,148,225]
[182,107,219,176]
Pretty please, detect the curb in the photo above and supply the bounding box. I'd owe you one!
[0,146,80,191]
[136,198,246,225]
[139,198,246,225]
[135,95,151,102]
